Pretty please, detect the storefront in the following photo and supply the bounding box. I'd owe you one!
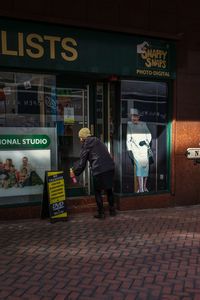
[0,18,176,213]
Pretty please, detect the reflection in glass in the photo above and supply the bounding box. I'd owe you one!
[96,83,104,141]
[0,72,56,127]
[55,87,89,194]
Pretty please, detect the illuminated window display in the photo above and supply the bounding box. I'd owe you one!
[120,80,169,194]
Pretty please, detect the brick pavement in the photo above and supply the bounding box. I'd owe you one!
[1,205,200,300]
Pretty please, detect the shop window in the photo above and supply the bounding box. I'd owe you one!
[0,72,56,127]
[120,80,169,194]
[0,71,90,202]
[0,72,57,204]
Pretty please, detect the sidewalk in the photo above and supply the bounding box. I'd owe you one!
[1,205,200,300]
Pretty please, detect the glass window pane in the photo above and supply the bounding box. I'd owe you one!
[95,83,104,141]
[0,71,91,203]
[121,80,169,194]
[55,86,89,195]
[0,72,56,127]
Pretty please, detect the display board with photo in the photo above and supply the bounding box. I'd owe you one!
[0,150,51,197]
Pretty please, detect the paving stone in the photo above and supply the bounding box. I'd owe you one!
[1,206,200,299]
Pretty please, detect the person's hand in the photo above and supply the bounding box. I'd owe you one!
[139,141,146,146]
[70,168,77,183]
[69,168,75,178]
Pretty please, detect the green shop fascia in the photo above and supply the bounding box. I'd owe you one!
[0,18,176,79]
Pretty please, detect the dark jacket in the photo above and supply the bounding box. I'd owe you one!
[73,136,115,176]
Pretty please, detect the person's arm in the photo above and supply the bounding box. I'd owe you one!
[73,145,89,176]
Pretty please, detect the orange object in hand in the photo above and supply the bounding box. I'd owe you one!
[70,168,77,183]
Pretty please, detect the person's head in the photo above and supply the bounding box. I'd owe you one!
[5,158,12,166]
[78,128,91,142]
[130,108,140,124]
[22,157,28,165]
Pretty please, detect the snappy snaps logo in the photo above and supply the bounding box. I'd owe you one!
[136,41,170,77]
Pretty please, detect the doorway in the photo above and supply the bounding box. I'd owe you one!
[56,86,90,197]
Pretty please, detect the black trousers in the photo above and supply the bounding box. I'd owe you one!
[94,188,114,212]
[93,170,115,213]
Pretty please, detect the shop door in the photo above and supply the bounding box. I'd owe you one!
[56,86,90,197]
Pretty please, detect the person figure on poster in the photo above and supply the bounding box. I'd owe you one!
[0,161,9,188]
[7,165,18,188]
[2,158,13,188]
[70,127,116,219]
[18,167,29,187]
[4,158,13,172]
[20,156,34,174]
[126,108,152,193]
[19,156,43,186]
[19,156,35,186]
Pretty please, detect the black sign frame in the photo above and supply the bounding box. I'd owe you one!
[41,170,68,222]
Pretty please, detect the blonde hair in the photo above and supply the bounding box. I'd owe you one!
[78,128,91,139]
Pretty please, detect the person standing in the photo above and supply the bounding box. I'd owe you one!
[19,156,35,186]
[71,127,116,219]
[126,108,152,193]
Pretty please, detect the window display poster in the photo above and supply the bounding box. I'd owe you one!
[0,150,51,197]
[64,107,74,124]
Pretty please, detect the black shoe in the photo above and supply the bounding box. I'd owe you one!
[94,213,105,219]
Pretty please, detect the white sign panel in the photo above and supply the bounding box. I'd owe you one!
[0,150,50,197]
[0,127,57,199]
[186,148,200,159]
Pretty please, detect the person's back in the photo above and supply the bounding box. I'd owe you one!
[72,128,116,219]
[84,136,114,176]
